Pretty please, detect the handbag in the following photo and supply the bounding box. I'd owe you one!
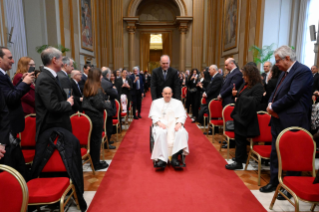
[189,87,198,93]
[225,121,234,131]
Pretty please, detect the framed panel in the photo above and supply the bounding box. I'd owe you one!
[80,0,94,51]
[222,0,239,51]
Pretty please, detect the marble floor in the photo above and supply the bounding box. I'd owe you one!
[62,118,318,212]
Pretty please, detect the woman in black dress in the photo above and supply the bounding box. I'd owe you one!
[186,68,200,122]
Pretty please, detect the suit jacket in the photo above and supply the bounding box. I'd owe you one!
[269,61,313,130]
[130,74,144,96]
[101,78,118,117]
[0,71,30,143]
[151,67,181,100]
[115,77,132,101]
[313,73,319,92]
[204,73,223,104]
[78,73,87,92]
[57,71,71,89]
[220,68,243,107]
[35,69,73,141]
[70,79,83,113]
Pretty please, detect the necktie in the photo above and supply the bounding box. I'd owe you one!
[272,72,288,102]
[164,70,167,80]
[56,76,62,88]
[211,76,214,81]
[77,83,82,95]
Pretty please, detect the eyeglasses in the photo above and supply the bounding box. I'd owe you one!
[275,58,283,64]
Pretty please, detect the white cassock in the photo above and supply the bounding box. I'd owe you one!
[149,98,189,162]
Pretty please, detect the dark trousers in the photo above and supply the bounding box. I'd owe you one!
[106,116,113,141]
[86,112,103,166]
[132,90,142,117]
[270,119,301,185]
[235,132,248,162]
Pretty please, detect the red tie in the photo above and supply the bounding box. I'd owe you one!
[272,72,288,102]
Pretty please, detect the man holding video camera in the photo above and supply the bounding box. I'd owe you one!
[0,46,34,179]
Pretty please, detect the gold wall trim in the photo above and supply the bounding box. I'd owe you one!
[243,0,251,65]
[0,0,4,46]
[59,0,65,55]
[111,0,124,70]
[94,0,99,67]
[69,0,75,59]
[217,0,223,66]
[254,0,262,47]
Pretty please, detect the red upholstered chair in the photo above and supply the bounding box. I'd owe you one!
[112,99,120,142]
[101,110,108,160]
[221,103,235,160]
[120,97,129,129]
[208,99,223,137]
[27,142,80,212]
[269,127,319,212]
[181,87,187,106]
[201,97,209,132]
[19,113,36,165]
[70,112,95,175]
[244,111,272,185]
[0,165,28,212]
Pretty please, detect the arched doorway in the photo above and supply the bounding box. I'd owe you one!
[124,0,192,72]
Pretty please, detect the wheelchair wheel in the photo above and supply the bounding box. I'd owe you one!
[150,126,154,153]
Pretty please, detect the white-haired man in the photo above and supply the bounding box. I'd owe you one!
[130,66,144,119]
[149,87,189,169]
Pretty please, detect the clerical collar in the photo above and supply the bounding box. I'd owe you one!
[44,67,57,77]
[0,68,6,75]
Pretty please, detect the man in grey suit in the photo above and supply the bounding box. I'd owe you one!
[57,56,74,89]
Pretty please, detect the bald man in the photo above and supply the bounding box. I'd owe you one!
[218,58,243,107]
[151,55,181,100]
[149,87,189,169]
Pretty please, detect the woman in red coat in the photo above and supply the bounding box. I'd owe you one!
[13,57,36,115]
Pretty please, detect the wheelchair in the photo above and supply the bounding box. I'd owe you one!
[150,125,186,169]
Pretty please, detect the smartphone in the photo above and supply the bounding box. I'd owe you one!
[28,66,35,73]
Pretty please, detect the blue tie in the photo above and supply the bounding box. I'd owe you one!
[164,71,167,80]
[211,76,214,81]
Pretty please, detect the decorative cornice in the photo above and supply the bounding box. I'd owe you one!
[127,25,136,33]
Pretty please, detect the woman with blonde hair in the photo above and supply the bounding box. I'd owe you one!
[82,67,111,170]
[13,57,36,115]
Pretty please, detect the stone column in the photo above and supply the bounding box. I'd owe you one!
[179,26,188,72]
[127,25,136,72]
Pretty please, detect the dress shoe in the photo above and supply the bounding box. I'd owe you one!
[259,183,277,193]
[155,160,166,168]
[138,115,142,118]
[204,130,212,135]
[94,162,109,170]
[277,189,292,200]
[134,116,139,120]
[108,145,116,150]
[222,143,235,149]
[225,161,243,170]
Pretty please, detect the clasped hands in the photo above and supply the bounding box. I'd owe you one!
[266,103,279,118]
[157,121,182,131]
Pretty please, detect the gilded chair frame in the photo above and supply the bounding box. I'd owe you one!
[113,99,121,142]
[221,103,235,160]
[269,127,318,212]
[0,164,29,212]
[101,110,108,160]
[19,113,36,165]
[244,111,270,186]
[207,98,224,138]
[70,112,96,175]
[201,97,208,133]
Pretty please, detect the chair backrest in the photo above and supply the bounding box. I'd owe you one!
[277,127,315,176]
[19,114,36,147]
[222,103,235,124]
[208,99,223,120]
[70,112,92,146]
[42,149,67,172]
[113,99,120,119]
[182,87,187,98]
[103,110,107,131]
[0,165,28,212]
[252,112,272,142]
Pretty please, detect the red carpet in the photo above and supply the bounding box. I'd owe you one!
[88,93,266,212]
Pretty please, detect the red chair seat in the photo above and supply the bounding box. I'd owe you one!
[283,177,319,202]
[81,148,87,156]
[203,113,208,117]
[22,150,35,163]
[121,112,127,117]
[253,145,272,158]
[101,131,106,138]
[113,119,119,124]
[28,177,70,203]
[224,131,234,139]
[210,119,223,126]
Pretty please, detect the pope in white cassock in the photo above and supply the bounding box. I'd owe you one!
[149,87,189,168]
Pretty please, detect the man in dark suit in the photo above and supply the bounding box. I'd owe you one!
[261,61,272,85]
[115,69,132,109]
[78,64,90,92]
[57,56,74,89]
[0,46,34,178]
[144,70,151,93]
[70,70,83,113]
[197,64,223,127]
[130,66,144,119]
[311,65,319,92]
[35,47,74,142]
[260,46,313,200]
[218,58,243,107]
[151,55,181,100]
[101,67,118,149]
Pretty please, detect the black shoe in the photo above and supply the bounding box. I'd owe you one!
[94,162,109,170]
[204,130,212,135]
[134,116,138,119]
[171,153,180,167]
[138,115,142,118]
[225,161,243,170]
[108,145,116,149]
[259,183,277,193]
[222,143,235,148]
[155,160,166,168]
[277,189,292,200]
